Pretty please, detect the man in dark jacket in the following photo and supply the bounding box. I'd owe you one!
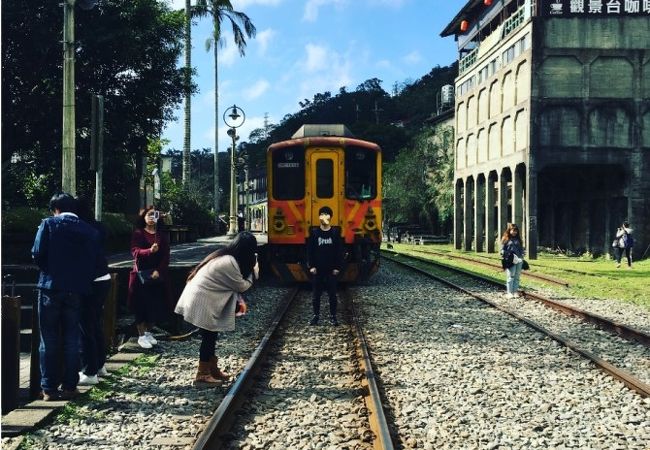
[306,206,343,326]
[31,192,99,400]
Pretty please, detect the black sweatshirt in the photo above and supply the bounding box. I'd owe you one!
[306,227,343,272]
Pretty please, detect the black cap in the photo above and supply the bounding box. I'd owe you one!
[318,206,333,217]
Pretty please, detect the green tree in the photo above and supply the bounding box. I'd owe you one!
[383,125,454,233]
[194,0,256,215]
[2,0,190,211]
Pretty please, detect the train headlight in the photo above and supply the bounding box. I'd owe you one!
[272,208,286,232]
[364,219,377,231]
[273,219,285,232]
[363,206,377,231]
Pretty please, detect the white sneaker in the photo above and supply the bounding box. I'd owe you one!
[144,331,158,345]
[505,293,515,299]
[97,366,109,377]
[138,335,152,349]
[78,372,99,385]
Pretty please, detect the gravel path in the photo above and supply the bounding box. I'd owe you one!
[404,256,650,387]
[7,260,650,450]
[14,284,288,450]
[356,260,650,450]
[222,290,372,450]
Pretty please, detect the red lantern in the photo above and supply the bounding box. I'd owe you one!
[484,0,493,6]
[460,20,469,32]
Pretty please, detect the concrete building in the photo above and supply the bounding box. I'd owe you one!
[442,0,650,259]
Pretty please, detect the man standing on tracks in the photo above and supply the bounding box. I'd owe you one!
[31,192,99,401]
[307,206,343,326]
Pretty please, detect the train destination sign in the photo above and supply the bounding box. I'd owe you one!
[541,0,650,16]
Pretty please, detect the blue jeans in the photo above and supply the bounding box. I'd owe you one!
[80,280,110,376]
[505,262,523,294]
[38,289,81,392]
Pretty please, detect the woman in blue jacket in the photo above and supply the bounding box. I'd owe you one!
[500,223,525,299]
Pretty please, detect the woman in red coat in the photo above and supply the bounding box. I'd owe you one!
[128,206,170,349]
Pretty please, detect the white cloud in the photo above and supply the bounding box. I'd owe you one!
[303,0,347,22]
[303,44,329,72]
[219,35,240,67]
[256,28,276,55]
[244,79,270,100]
[170,0,283,10]
[403,50,422,65]
[375,59,391,69]
[233,0,284,8]
[295,43,353,103]
[201,88,216,107]
[367,0,408,8]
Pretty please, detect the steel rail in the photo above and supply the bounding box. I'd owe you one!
[382,250,650,348]
[408,247,570,287]
[192,287,300,450]
[343,288,395,450]
[383,253,650,398]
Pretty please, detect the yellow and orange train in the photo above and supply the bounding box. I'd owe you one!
[267,124,382,283]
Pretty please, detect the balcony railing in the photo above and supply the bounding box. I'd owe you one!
[459,47,479,75]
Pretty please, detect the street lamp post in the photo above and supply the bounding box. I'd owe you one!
[223,104,245,237]
[237,149,250,231]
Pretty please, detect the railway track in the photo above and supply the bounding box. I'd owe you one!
[382,251,650,398]
[405,247,571,287]
[191,287,394,450]
[13,269,650,450]
[383,249,650,347]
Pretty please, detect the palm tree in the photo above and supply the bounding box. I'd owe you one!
[182,0,192,186]
[195,0,256,216]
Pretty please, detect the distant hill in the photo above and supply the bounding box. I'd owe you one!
[244,62,458,169]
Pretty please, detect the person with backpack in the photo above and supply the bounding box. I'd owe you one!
[614,221,634,268]
[500,223,525,299]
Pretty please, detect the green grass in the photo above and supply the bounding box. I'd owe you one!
[383,243,650,311]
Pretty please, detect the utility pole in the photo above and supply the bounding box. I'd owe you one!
[263,112,270,139]
[372,100,383,125]
[61,0,97,194]
[90,95,104,221]
[62,0,76,194]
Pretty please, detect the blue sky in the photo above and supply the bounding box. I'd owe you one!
[163,0,465,154]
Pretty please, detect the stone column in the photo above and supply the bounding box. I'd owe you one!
[498,170,509,239]
[454,179,463,250]
[475,174,486,252]
[464,177,474,251]
[486,172,497,253]
[512,165,524,235]
[526,165,537,259]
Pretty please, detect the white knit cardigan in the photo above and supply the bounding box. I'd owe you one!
[174,255,253,331]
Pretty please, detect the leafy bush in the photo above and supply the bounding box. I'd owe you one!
[1,207,49,234]
[1,207,132,237]
[157,174,214,230]
[101,213,134,238]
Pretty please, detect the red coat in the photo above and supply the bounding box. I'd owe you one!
[127,228,172,311]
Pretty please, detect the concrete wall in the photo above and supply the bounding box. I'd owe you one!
[532,16,650,257]
[454,19,534,254]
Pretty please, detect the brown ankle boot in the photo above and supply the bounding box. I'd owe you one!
[192,361,222,387]
[209,356,231,381]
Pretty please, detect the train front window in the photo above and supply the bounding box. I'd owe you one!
[272,146,305,200]
[345,147,376,200]
[316,159,334,198]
